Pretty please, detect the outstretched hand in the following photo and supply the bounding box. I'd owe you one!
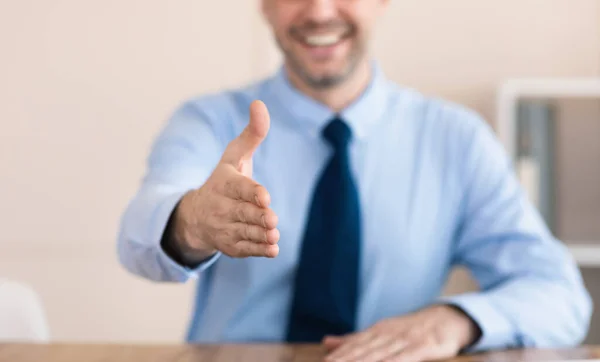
[171,100,280,263]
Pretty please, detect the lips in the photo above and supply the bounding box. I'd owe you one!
[304,32,348,47]
[290,23,353,48]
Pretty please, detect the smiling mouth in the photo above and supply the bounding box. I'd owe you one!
[302,32,350,47]
[292,27,353,48]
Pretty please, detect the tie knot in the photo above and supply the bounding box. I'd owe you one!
[322,118,352,150]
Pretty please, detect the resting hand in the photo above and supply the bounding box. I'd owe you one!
[323,305,481,362]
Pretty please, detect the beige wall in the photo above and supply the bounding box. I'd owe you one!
[1,0,599,342]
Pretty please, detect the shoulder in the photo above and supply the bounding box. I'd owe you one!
[385,82,499,153]
[384,82,510,179]
[391,83,488,130]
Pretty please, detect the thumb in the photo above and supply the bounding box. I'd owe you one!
[221,100,270,166]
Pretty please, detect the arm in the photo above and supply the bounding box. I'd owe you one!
[116,102,223,282]
[444,121,592,350]
[117,100,280,283]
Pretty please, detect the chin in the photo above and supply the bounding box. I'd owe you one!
[302,56,350,74]
[311,60,354,76]
[306,66,344,78]
[282,43,361,89]
[302,70,351,89]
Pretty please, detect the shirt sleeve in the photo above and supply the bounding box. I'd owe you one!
[441,119,592,351]
[117,101,224,282]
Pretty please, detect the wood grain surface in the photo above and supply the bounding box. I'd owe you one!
[1,344,599,362]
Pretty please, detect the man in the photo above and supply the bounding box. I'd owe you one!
[117,0,592,361]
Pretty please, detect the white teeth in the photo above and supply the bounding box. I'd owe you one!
[304,33,343,47]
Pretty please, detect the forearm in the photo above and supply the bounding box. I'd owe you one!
[116,101,226,282]
[117,186,219,282]
[487,274,590,346]
[451,120,592,350]
[446,257,591,351]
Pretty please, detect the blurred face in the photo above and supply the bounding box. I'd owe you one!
[262,0,388,89]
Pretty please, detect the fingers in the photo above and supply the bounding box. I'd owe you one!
[322,307,465,362]
[359,338,407,362]
[384,338,458,362]
[325,338,425,362]
[326,333,395,362]
[202,100,277,260]
[218,225,280,259]
[230,223,279,244]
[233,241,280,258]
[221,100,270,166]
[324,332,371,362]
[382,341,429,362]
[230,200,278,229]
[221,169,271,207]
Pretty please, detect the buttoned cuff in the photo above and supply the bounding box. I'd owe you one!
[440,292,516,352]
[151,191,221,282]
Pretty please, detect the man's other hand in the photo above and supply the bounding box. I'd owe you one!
[322,304,481,362]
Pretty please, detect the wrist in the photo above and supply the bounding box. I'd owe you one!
[162,197,217,267]
[441,304,482,350]
[173,232,217,266]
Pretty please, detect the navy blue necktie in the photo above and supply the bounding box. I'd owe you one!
[286,118,361,343]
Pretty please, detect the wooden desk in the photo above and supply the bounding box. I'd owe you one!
[0,344,599,362]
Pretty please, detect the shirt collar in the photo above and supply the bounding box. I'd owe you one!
[267,61,390,141]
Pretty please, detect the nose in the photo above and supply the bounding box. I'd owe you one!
[305,0,338,22]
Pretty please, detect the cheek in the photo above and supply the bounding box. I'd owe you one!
[353,18,374,41]
[270,14,294,40]
[346,3,379,32]
[268,3,301,31]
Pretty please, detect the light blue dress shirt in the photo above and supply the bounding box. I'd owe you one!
[117,63,592,350]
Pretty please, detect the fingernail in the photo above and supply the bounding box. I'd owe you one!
[254,195,260,207]
[261,214,266,228]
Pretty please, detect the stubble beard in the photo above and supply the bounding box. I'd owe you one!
[275,34,365,90]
